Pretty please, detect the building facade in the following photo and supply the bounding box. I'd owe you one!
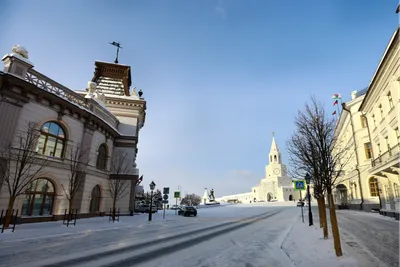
[358,27,399,219]
[0,46,147,222]
[333,89,380,211]
[217,136,301,203]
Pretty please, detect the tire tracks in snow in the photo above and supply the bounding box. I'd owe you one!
[38,209,282,267]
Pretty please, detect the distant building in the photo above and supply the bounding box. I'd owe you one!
[0,46,147,222]
[217,136,301,203]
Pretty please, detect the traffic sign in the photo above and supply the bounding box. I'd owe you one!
[294,180,306,190]
[163,187,170,194]
[163,194,169,200]
[174,191,181,198]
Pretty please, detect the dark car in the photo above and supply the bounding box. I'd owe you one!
[178,206,197,217]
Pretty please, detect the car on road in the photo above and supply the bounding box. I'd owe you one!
[178,206,197,217]
[170,205,180,210]
[297,201,305,207]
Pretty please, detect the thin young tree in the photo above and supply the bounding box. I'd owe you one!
[287,97,352,257]
[61,144,90,216]
[287,129,329,239]
[0,122,49,227]
[107,150,130,220]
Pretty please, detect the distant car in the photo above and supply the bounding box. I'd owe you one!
[297,201,305,207]
[178,206,197,217]
[171,205,180,210]
[136,204,157,213]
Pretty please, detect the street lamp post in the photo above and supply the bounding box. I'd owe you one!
[148,181,156,222]
[305,173,313,226]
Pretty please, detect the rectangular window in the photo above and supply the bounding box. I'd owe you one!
[385,137,390,152]
[377,143,381,155]
[395,128,399,141]
[379,104,384,120]
[364,143,372,159]
[360,116,367,128]
[388,91,394,109]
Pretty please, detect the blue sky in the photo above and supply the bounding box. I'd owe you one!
[1,0,398,197]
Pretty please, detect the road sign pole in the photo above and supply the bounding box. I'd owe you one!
[163,203,166,219]
[300,190,304,223]
[175,198,178,215]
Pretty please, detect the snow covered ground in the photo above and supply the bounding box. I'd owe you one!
[0,203,396,267]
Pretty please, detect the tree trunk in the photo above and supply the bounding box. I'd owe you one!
[112,198,116,221]
[4,196,16,228]
[328,193,343,257]
[317,197,323,228]
[321,196,329,239]
[68,198,73,214]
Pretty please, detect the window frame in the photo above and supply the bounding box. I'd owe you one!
[360,115,367,128]
[387,91,394,110]
[369,177,379,197]
[96,143,108,170]
[37,121,66,158]
[364,142,372,159]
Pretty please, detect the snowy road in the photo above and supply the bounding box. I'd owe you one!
[0,204,298,267]
[337,210,399,267]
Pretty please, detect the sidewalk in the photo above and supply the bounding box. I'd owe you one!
[0,210,182,242]
[281,208,387,267]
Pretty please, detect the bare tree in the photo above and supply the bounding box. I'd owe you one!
[181,193,201,206]
[61,144,90,214]
[287,97,352,257]
[0,122,49,227]
[107,150,130,220]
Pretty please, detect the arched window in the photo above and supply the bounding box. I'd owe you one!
[96,144,108,170]
[274,155,277,162]
[36,121,66,158]
[89,185,101,212]
[369,177,379,197]
[22,178,55,216]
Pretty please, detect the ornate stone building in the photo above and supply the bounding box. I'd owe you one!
[333,89,380,212]
[0,46,146,222]
[217,136,301,203]
[358,27,399,219]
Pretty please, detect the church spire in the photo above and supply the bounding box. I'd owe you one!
[269,132,281,164]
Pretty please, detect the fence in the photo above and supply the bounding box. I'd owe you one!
[62,209,78,227]
[109,208,120,223]
[0,209,18,233]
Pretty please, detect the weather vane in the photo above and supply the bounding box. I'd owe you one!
[272,131,275,137]
[109,41,122,64]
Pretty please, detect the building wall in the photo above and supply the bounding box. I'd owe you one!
[333,92,380,211]
[359,29,399,215]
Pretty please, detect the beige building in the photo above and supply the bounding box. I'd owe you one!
[0,45,147,223]
[358,27,399,219]
[333,89,380,212]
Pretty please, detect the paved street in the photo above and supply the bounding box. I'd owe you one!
[0,205,297,267]
[0,204,397,267]
[337,210,399,267]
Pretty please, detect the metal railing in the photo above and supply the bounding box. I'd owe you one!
[25,69,118,128]
[372,144,400,167]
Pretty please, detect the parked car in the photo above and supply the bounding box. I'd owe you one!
[136,204,157,213]
[171,205,180,210]
[178,206,197,217]
[297,201,305,207]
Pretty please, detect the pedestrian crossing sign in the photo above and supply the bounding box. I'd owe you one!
[294,180,306,190]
